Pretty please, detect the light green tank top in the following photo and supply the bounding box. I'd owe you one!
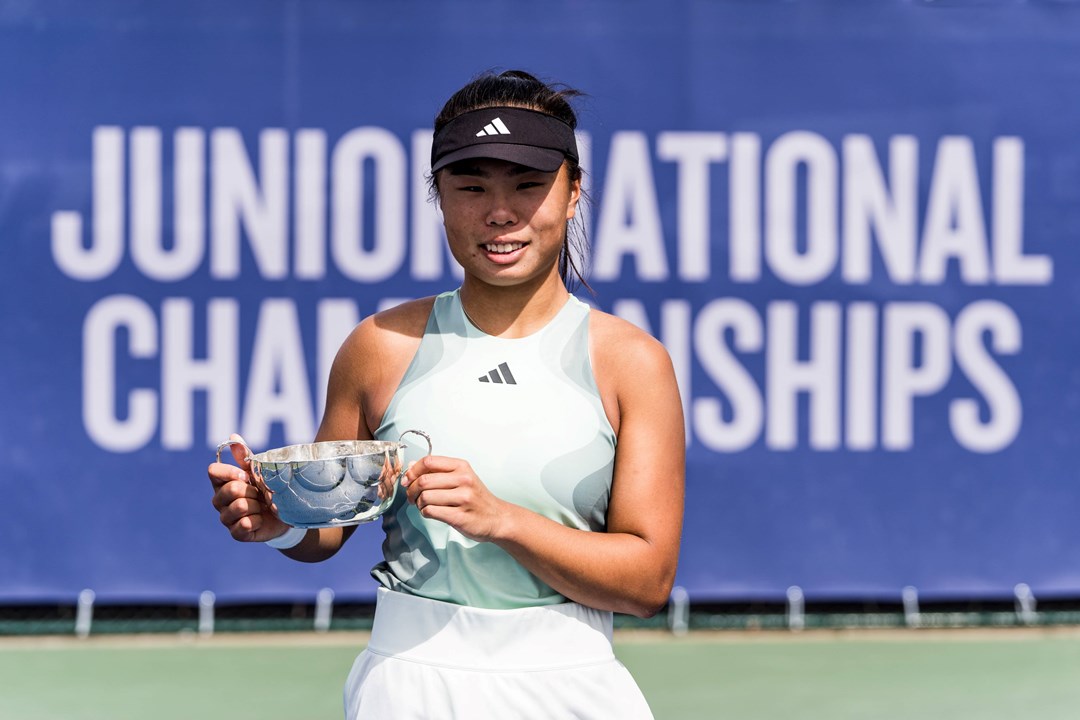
[372,289,616,609]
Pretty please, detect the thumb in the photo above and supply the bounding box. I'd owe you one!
[228,433,253,472]
[402,459,419,487]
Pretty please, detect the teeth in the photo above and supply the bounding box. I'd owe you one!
[484,242,523,254]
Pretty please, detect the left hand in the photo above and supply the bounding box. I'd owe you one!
[402,455,507,542]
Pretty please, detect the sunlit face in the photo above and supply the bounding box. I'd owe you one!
[435,158,581,289]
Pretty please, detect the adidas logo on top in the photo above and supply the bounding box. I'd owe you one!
[476,117,511,137]
[478,362,517,385]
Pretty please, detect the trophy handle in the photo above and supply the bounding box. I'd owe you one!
[398,429,432,457]
[215,437,274,508]
[216,438,254,466]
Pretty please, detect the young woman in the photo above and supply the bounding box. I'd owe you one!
[209,69,685,719]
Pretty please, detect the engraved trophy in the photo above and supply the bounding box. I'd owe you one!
[216,430,432,528]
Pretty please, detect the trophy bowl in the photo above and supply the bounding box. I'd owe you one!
[216,430,431,528]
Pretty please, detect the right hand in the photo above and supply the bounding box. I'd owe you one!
[208,433,290,542]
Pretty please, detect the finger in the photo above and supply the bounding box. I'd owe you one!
[228,433,252,471]
[229,511,265,541]
[412,487,462,511]
[212,479,261,510]
[402,458,424,486]
[208,462,251,489]
[214,477,261,502]
[403,455,462,486]
[405,471,465,504]
[219,496,267,528]
[414,496,456,524]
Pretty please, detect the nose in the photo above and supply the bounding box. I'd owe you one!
[485,190,517,227]
[487,214,515,227]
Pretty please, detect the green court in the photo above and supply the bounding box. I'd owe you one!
[2,629,1079,719]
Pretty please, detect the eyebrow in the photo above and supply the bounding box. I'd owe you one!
[447,164,550,178]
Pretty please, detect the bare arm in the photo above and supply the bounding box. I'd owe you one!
[208,300,429,562]
[404,319,685,617]
[274,320,373,562]
[496,330,684,616]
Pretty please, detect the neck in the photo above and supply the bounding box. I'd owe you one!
[459,272,569,338]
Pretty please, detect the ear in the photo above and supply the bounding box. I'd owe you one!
[432,172,445,210]
[565,175,582,221]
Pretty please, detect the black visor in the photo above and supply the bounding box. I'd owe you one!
[430,106,578,173]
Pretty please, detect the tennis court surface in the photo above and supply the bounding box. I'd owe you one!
[3,628,1079,719]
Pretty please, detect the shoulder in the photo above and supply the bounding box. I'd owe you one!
[587,306,684,451]
[340,296,436,358]
[323,296,438,436]
[352,296,437,346]
[586,306,679,432]
[588,306,673,377]
[334,297,437,385]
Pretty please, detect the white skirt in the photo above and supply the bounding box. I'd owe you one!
[343,587,655,719]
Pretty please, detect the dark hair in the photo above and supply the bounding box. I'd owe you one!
[430,70,592,294]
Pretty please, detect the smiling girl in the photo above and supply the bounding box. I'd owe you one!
[209,69,685,719]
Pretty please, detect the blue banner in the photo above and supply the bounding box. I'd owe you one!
[2,0,1079,603]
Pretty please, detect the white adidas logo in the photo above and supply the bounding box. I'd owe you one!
[475,117,511,137]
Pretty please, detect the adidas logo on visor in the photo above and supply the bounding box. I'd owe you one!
[475,117,511,137]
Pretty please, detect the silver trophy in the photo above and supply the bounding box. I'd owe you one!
[215,430,431,528]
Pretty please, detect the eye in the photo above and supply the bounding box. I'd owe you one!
[457,185,484,193]
[517,181,544,190]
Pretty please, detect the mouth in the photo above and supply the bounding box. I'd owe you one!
[482,241,526,255]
